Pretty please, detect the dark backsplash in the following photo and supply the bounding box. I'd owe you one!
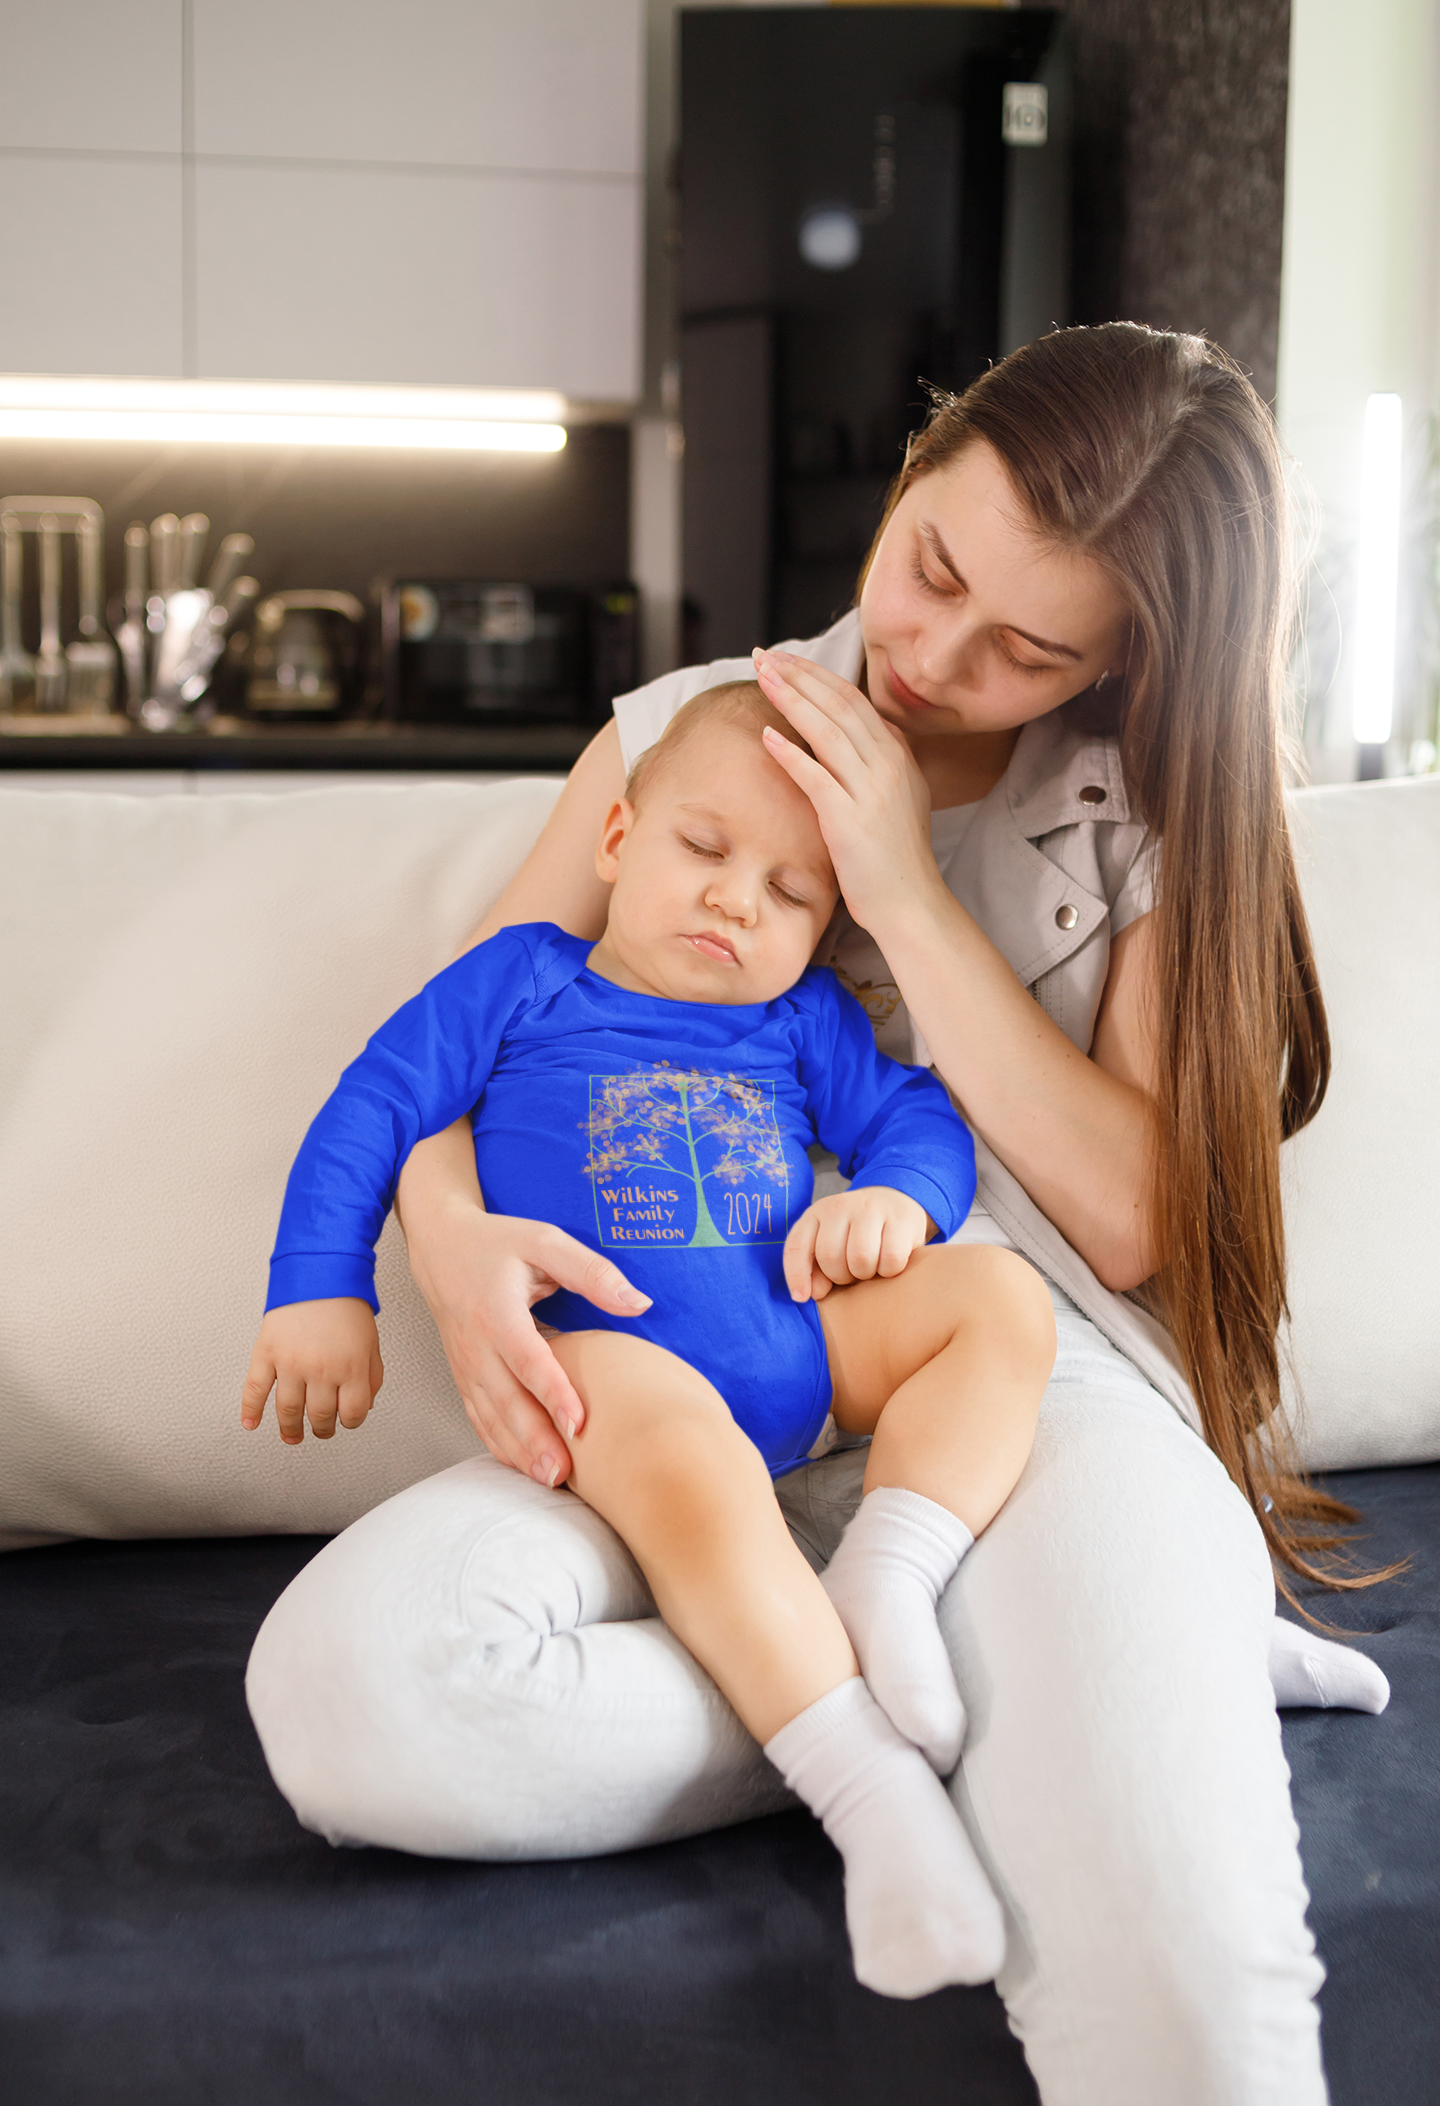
[0,421,631,632]
[1067,0,1291,403]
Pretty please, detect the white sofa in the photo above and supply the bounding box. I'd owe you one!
[1,773,1436,1546]
[0,772,1436,2106]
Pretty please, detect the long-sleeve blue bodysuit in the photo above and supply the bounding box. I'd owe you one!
[267,923,977,1477]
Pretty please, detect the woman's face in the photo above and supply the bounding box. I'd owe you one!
[858,439,1131,739]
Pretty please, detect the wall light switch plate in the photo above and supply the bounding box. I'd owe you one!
[1003,81,1048,147]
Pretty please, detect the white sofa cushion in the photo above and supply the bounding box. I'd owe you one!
[0,771,1435,1550]
[1280,776,1440,1469]
[0,781,559,1550]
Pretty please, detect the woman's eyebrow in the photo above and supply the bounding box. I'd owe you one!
[918,522,1083,661]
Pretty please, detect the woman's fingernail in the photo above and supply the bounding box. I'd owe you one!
[620,1289,652,1311]
[534,1457,561,1489]
[559,1413,578,1439]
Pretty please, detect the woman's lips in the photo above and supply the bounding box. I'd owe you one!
[686,932,738,964]
[885,664,938,712]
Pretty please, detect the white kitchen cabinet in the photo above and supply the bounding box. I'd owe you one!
[0,773,555,794]
[0,2,180,155]
[0,154,183,374]
[191,0,642,178]
[0,0,643,402]
[195,161,640,398]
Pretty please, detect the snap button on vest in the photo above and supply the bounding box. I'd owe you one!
[1078,784,1107,804]
[1055,903,1079,930]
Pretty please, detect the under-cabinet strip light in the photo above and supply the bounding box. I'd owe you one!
[1352,392,1402,746]
[0,376,568,453]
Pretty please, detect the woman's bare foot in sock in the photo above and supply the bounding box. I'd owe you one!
[1268,1617,1390,1712]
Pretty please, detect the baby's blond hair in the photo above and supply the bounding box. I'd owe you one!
[625,679,814,804]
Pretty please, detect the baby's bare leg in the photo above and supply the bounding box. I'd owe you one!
[551,1328,1005,1995]
[817,1246,1056,1773]
[551,1330,855,1744]
[820,1242,1056,1531]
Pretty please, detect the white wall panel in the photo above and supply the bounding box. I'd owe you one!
[0,2,181,154]
[191,0,643,177]
[0,153,183,374]
[194,162,640,397]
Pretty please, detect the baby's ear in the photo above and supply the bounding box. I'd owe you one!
[595,797,635,883]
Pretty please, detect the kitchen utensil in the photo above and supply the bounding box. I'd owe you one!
[149,514,179,596]
[115,523,148,717]
[65,516,118,714]
[151,588,212,706]
[150,537,257,710]
[177,513,209,589]
[219,573,260,631]
[246,590,364,717]
[34,515,66,712]
[149,574,260,718]
[0,495,102,534]
[0,497,108,715]
[203,532,254,604]
[0,519,33,711]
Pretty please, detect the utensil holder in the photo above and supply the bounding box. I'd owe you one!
[0,497,110,718]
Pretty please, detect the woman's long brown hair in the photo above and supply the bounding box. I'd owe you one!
[861,323,1382,1603]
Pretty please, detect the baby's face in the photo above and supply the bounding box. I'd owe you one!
[588,719,839,1005]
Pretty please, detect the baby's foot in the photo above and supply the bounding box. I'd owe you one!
[821,1487,972,1773]
[765,1678,1004,1998]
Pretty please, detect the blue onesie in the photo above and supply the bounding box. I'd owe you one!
[267,923,977,1477]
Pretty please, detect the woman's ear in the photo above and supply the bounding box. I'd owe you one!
[594,798,635,884]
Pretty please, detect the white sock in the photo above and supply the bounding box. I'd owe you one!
[1268,1616,1390,1713]
[820,1487,973,1774]
[765,1678,1004,1998]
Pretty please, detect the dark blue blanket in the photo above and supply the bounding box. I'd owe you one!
[1,1466,1435,2105]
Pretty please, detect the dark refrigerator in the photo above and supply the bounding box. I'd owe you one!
[679,5,1071,659]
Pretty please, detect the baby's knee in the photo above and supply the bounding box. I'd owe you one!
[557,1330,754,1480]
[939,1245,1057,1367]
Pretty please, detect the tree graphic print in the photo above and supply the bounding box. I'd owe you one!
[583,1061,790,1247]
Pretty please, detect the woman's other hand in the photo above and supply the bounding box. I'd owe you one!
[405,1189,652,1487]
[783,1187,933,1303]
[752,650,938,932]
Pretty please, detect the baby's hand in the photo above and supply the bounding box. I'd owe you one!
[240,1299,384,1444]
[782,1187,934,1303]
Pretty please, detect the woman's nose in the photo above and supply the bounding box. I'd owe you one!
[916,609,984,690]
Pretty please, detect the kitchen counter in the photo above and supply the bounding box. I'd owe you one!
[0,716,596,773]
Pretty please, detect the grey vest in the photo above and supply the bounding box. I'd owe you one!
[611,613,1199,1432]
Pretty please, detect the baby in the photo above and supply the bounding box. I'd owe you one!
[242,682,1056,1999]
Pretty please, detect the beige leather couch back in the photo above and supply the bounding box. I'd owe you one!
[0,773,1436,1549]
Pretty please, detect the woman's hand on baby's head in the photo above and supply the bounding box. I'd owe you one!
[241,1299,384,1445]
[783,1187,934,1302]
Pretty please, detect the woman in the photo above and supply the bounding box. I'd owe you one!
[248,326,1385,2102]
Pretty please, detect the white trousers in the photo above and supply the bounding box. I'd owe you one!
[247,1291,1327,2105]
